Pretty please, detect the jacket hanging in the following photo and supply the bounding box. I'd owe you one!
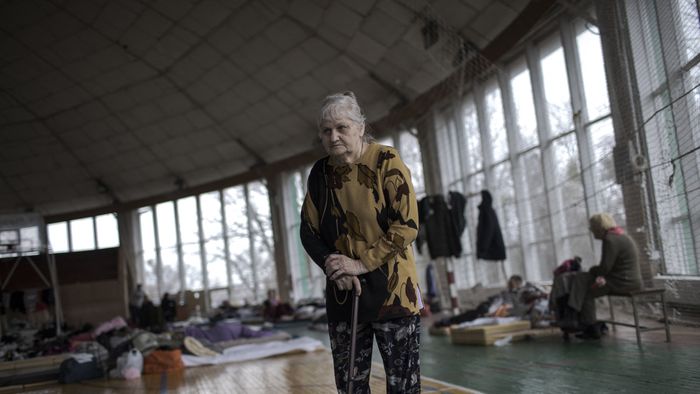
[417,193,464,258]
[476,190,506,260]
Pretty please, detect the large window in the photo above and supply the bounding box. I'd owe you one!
[510,60,539,151]
[47,222,69,253]
[178,196,203,291]
[200,192,226,290]
[551,133,587,260]
[286,168,321,301]
[429,12,617,285]
[462,96,482,173]
[69,218,95,252]
[576,24,611,120]
[519,149,552,280]
[483,80,508,163]
[589,118,623,220]
[435,108,462,191]
[248,181,276,299]
[137,181,275,307]
[398,129,425,198]
[47,213,119,254]
[138,207,158,302]
[540,36,574,136]
[95,214,119,249]
[156,202,180,295]
[224,186,252,301]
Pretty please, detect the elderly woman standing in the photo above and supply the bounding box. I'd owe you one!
[568,213,643,337]
[300,92,422,393]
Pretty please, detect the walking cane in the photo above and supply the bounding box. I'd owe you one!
[347,287,360,394]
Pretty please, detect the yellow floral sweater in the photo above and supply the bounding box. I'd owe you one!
[300,143,421,323]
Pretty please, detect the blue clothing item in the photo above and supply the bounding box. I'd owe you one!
[184,321,273,343]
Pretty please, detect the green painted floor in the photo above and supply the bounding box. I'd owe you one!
[281,320,700,394]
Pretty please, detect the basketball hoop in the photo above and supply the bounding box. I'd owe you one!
[0,229,20,253]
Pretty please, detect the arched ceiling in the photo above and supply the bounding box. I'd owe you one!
[0,0,540,218]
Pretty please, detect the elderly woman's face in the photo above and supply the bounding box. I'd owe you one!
[318,111,364,159]
[589,221,605,239]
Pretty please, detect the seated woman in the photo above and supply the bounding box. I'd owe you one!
[567,213,643,338]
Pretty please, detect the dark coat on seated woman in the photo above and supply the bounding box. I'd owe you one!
[568,228,642,326]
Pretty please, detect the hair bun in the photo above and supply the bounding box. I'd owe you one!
[342,91,356,99]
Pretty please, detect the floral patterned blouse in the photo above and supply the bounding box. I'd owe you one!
[300,143,422,323]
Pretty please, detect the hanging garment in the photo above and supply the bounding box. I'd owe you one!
[41,288,55,305]
[417,194,463,258]
[476,190,506,260]
[448,191,467,239]
[9,291,25,314]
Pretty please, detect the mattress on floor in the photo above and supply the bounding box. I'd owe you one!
[450,320,532,346]
[0,353,69,386]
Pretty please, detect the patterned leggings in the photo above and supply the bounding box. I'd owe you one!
[328,314,421,394]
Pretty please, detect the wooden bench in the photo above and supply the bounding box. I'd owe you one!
[604,287,671,346]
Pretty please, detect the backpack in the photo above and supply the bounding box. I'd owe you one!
[143,349,185,374]
[59,358,103,384]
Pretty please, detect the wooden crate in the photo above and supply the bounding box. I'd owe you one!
[428,325,451,336]
[450,320,531,346]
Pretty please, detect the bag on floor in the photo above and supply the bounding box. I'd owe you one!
[59,358,103,384]
[143,349,185,374]
[554,295,580,332]
[110,348,143,380]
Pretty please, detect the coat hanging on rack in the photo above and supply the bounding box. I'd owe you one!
[416,192,466,259]
[476,190,506,261]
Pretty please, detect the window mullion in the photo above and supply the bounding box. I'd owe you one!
[219,190,234,302]
[244,184,259,302]
[151,206,163,300]
[92,216,98,250]
[196,195,210,313]
[173,200,186,299]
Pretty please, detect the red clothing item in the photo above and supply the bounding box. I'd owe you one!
[606,226,624,235]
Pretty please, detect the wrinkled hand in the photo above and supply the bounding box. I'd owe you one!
[333,276,362,296]
[595,276,606,287]
[325,254,368,280]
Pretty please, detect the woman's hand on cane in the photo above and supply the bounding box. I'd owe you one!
[333,275,362,296]
[325,254,368,280]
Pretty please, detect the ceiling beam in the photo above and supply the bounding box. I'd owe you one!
[45,147,322,222]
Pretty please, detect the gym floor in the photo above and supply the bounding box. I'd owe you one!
[284,315,700,394]
[4,315,697,393]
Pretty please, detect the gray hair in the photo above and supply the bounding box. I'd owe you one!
[318,91,366,129]
[589,212,617,231]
